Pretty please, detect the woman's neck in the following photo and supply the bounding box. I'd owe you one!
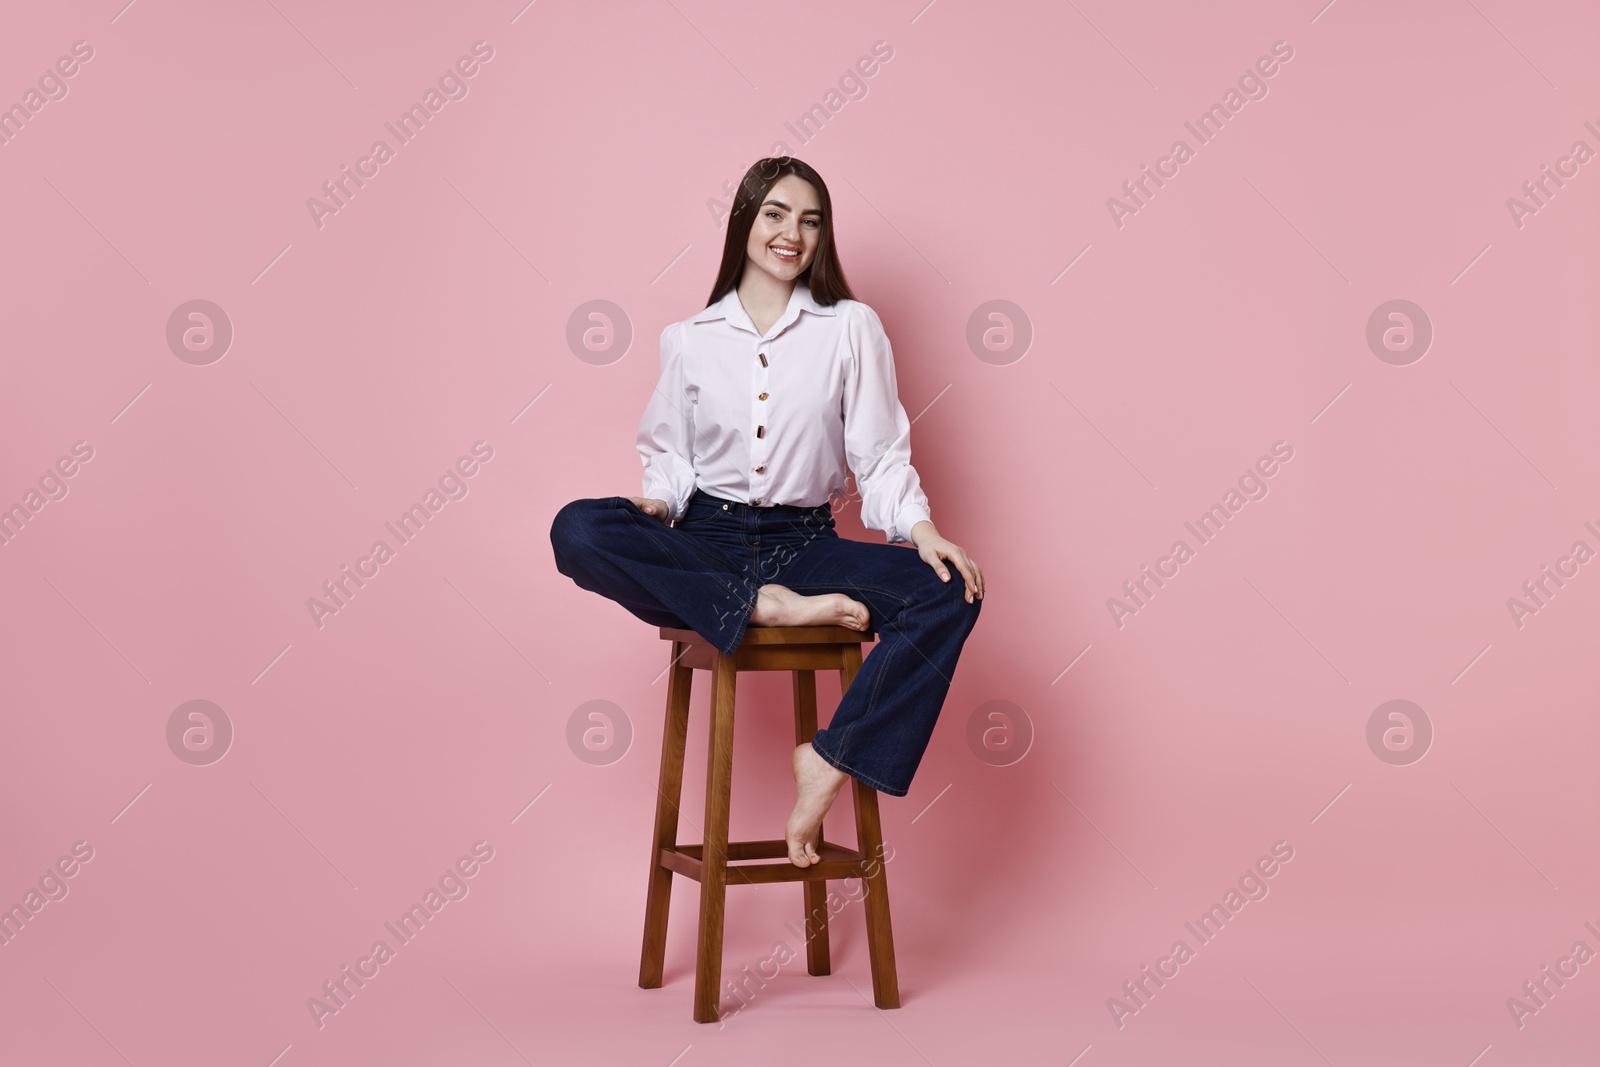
[737,273,797,336]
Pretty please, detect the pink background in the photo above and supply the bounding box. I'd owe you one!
[3,1,1598,1064]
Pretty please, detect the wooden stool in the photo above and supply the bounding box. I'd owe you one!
[638,624,900,1023]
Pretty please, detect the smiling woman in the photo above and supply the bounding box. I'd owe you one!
[551,155,985,871]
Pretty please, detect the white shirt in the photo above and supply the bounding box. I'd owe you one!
[637,280,932,544]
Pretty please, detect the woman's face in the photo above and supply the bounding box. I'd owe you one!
[744,174,822,284]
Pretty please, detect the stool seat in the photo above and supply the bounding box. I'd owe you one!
[638,624,901,1023]
[661,624,872,642]
[657,623,876,673]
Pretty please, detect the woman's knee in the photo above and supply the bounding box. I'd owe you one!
[917,562,983,624]
[550,497,616,562]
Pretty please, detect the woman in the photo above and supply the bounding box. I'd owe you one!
[551,156,983,867]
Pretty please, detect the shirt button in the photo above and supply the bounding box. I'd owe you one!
[754,465,765,473]
[752,498,762,506]
[758,392,769,400]
[758,352,769,367]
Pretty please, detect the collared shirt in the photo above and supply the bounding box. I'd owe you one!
[636,280,932,543]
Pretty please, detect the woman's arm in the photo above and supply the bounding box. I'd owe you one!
[634,322,697,523]
[842,305,982,601]
[841,304,932,544]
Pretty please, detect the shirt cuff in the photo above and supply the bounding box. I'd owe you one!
[641,478,692,523]
[894,503,933,545]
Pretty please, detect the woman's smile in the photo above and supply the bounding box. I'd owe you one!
[743,173,822,283]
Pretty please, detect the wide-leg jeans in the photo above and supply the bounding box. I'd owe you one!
[549,490,982,796]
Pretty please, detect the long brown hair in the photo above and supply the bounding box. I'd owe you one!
[706,157,856,309]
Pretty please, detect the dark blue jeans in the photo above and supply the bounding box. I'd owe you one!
[549,490,982,796]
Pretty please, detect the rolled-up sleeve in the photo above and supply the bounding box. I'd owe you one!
[842,305,932,544]
[636,321,698,523]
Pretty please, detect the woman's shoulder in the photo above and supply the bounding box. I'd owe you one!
[827,296,874,320]
[824,297,888,342]
[828,298,892,357]
[656,318,684,351]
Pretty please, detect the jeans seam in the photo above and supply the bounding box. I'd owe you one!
[810,736,904,797]
[815,629,906,795]
[724,577,758,655]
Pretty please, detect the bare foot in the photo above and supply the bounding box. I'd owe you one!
[787,743,849,866]
[750,583,870,631]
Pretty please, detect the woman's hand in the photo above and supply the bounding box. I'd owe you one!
[909,520,983,603]
[627,496,670,521]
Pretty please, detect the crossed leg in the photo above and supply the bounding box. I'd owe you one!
[549,498,980,867]
[551,497,875,659]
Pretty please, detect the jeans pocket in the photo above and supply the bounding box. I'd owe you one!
[674,506,722,529]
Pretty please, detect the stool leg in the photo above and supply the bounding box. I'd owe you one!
[842,645,900,1009]
[791,669,831,976]
[852,779,900,1009]
[640,641,693,989]
[693,653,737,1023]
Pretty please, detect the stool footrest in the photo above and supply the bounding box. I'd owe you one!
[660,840,866,884]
